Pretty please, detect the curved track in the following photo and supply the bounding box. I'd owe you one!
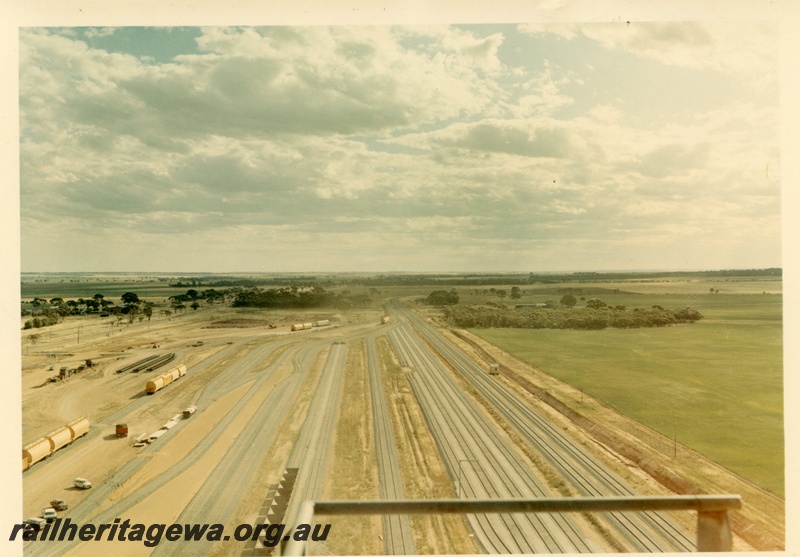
[27,337,301,557]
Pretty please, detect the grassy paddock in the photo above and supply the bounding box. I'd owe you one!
[470,289,784,496]
[21,280,190,300]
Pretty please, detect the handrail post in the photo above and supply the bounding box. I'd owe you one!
[697,510,732,551]
[281,500,316,556]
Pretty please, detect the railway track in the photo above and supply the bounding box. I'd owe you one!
[25,305,704,555]
[282,343,349,532]
[366,334,416,555]
[22,339,262,477]
[114,352,176,373]
[390,300,696,552]
[27,337,300,557]
[389,322,594,553]
[142,352,176,372]
[151,375,304,556]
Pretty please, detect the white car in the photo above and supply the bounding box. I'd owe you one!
[73,477,92,489]
[41,508,57,523]
[23,517,46,530]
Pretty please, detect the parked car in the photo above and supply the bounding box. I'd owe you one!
[50,499,68,511]
[41,508,57,523]
[73,478,92,489]
[23,517,46,531]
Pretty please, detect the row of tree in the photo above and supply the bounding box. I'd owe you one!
[23,293,113,315]
[443,304,703,330]
[22,311,61,329]
[231,287,372,310]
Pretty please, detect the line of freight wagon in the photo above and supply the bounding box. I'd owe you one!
[290,320,330,331]
[145,364,187,394]
[23,417,89,471]
[24,363,190,471]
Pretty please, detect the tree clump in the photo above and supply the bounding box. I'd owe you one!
[559,294,577,307]
[23,313,60,329]
[444,301,703,331]
[424,289,460,306]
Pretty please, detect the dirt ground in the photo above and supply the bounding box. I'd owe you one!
[319,339,384,556]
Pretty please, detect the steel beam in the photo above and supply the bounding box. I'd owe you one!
[281,495,741,555]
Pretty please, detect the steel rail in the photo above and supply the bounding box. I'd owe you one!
[282,343,349,537]
[411,318,688,551]
[366,335,416,555]
[391,299,697,551]
[388,323,592,553]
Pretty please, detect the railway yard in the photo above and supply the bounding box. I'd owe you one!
[19,297,784,555]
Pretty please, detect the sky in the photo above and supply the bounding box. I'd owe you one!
[16,18,784,273]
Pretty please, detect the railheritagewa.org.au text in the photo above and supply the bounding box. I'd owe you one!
[11,518,330,547]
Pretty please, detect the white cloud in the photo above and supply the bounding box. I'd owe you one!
[18,23,782,272]
[83,27,118,39]
[523,21,778,85]
[21,26,498,152]
[517,22,578,41]
[441,30,505,72]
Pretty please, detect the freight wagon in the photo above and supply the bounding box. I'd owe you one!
[47,427,72,453]
[290,322,314,331]
[68,417,90,439]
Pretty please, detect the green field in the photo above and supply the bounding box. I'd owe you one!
[471,290,784,496]
[21,278,186,300]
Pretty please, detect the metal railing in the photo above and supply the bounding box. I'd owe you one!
[280,495,742,555]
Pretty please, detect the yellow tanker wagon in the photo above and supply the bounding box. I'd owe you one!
[145,364,187,394]
[22,416,90,470]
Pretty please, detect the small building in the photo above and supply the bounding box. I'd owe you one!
[488,363,500,375]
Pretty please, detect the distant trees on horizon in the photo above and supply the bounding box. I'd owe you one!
[444,301,703,331]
